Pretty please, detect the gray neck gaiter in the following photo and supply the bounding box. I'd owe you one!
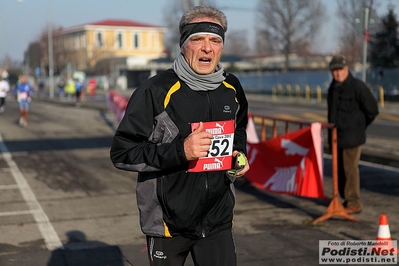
[172,53,225,91]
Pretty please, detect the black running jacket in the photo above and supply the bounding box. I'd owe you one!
[110,68,248,239]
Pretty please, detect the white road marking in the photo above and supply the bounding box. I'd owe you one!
[0,134,63,250]
[0,184,20,189]
[0,209,41,216]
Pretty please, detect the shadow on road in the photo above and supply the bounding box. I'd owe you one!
[47,230,126,266]
[4,136,113,153]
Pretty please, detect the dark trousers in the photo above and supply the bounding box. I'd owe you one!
[146,228,236,266]
[338,146,362,209]
[0,97,5,108]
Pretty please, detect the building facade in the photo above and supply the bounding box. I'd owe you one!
[53,19,167,75]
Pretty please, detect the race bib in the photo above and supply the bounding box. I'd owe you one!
[188,120,235,172]
[18,92,29,101]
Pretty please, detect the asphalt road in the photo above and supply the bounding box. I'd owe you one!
[0,93,398,266]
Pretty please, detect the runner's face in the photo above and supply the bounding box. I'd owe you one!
[181,18,224,75]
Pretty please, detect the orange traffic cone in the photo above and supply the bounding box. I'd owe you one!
[376,214,398,254]
[377,214,391,241]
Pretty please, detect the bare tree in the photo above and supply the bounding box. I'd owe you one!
[162,0,217,58]
[0,54,22,69]
[37,24,105,76]
[32,24,70,77]
[255,34,275,56]
[255,0,326,70]
[335,0,381,66]
[25,41,42,72]
[224,29,250,56]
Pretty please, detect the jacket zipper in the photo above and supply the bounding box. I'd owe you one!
[201,92,213,238]
[201,173,209,238]
[160,176,171,219]
[206,92,212,121]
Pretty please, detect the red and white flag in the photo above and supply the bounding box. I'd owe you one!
[106,91,128,123]
[245,118,324,199]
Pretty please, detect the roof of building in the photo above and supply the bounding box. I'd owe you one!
[58,19,165,34]
[85,19,162,28]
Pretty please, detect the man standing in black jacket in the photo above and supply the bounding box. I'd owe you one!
[327,55,379,214]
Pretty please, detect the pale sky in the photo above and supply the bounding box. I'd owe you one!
[0,0,397,62]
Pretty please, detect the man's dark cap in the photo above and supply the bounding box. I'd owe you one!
[329,55,347,70]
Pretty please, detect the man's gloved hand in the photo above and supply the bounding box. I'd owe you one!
[226,151,247,183]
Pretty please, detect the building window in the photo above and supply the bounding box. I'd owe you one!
[95,31,104,47]
[150,32,156,49]
[115,31,123,49]
[74,34,80,49]
[82,35,86,48]
[67,36,72,50]
[133,32,140,49]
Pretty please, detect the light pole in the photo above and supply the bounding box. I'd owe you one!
[361,7,370,83]
[47,0,54,99]
[355,7,378,83]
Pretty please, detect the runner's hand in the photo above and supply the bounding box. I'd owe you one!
[232,151,250,177]
[184,122,213,161]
